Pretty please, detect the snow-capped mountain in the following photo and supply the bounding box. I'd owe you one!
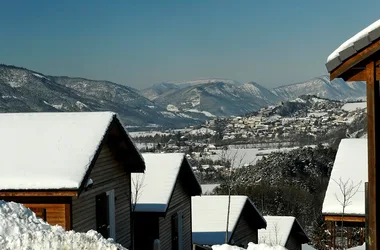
[147,80,281,117]
[0,64,202,128]
[141,82,181,101]
[142,76,366,118]
[1,63,367,128]
[272,75,366,101]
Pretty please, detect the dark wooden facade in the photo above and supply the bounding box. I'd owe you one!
[133,159,201,250]
[230,209,259,247]
[0,116,145,249]
[285,220,310,250]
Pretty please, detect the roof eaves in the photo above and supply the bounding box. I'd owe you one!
[326,27,380,74]
[162,154,186,215]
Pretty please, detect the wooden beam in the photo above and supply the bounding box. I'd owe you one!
[0,191,78,197]
[324,215,365,223]
[346,66,380,81]
[330,38,380,80]
[366,60,378,250]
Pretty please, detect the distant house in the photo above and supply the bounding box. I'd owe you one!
[131,153,201,250]
[258,216,309,250]
[322,139,367,247]
[0,112,145,248]
[192,195,266,248]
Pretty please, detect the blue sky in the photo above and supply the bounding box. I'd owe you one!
[1,0,380,89]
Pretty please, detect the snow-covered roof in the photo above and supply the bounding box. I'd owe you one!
[322,139,367,216]
[132,153,201,213]
[326,19,380,72]
[258,216,295,246]
[192,195,266,245]
[0,112,144,190]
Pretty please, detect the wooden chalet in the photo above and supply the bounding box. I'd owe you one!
[258,216,309,250]
[0,112,145,248]
[322,138,367,248]
[131,153,202,250]
[191,195,267,248]
[326,18,380,249]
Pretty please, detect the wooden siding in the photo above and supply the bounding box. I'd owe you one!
[285,234,301,250]
[71,144,132,248]
[24,203,68,229]
[230,212,258,247]
[0,197,71,230]
[159,179,192,250]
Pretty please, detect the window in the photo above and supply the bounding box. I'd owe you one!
[96,190,116,239]
[171,211,183,250]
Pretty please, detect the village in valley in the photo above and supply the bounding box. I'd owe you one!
[1,3,379,250]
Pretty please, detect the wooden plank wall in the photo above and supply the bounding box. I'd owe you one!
[230,212,258,246]
[285,234,302,250]
[24,203,69,229]
[71,144,132,247]
[159,179,192,250]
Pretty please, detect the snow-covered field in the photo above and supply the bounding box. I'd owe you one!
[0,201,126,250]
[211,243,286,250]
[205,147,301,168]
[342,102,366,112]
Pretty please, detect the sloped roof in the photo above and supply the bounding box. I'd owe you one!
[192,195,266,245]
[132,153,201,213]
[0,112,144,191]
[322,138,367,216]
[258,216,309,246]
[326,19,380,72]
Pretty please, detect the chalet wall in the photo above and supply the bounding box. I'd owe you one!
[71,144,132,247]
[230,212,258,247]
[285,233,301,250]
[159,179,192,250]
[0,197,71,230]
[24,203,69,229]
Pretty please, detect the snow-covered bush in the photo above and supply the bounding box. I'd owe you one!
[0,201,127,250]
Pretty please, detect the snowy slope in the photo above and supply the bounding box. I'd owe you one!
[147,80,280,117]
[0,201,126,250]
[0,64,197,128]
[272,76,366,101]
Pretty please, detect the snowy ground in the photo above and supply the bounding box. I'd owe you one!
[211,243,287,250]
[0,201,126,250]
[341,102,366,112]
[205,146,302,168]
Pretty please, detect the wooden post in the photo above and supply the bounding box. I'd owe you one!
[366,182,369,250]
[366,61,378,250]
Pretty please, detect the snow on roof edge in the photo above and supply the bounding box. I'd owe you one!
[326,19,380,70]
[132,153,186,213]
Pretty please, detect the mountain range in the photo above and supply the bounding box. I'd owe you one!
[0,64,366,128]
[142,76,366,117]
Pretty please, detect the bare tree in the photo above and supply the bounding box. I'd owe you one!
[131,174,145,250]
[223,149,256,243]
[259,221,282,246]
[131,174,145,212]
[333,177,362,248]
